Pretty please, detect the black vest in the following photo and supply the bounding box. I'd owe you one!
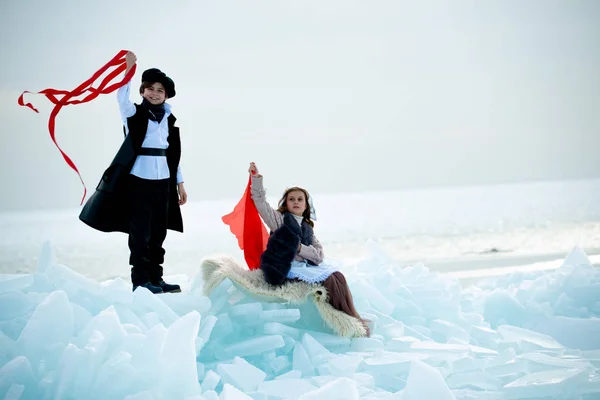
[298,218,314,247]
[299,219,317,266]
[126,104,181,181]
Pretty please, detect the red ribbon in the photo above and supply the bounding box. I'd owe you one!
[18,50,137,205]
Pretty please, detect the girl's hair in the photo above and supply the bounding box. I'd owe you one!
[277,187,314,227]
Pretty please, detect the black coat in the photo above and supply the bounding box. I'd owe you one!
[79,104,183,234]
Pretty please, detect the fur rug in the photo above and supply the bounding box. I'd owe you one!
[201,255,368,338]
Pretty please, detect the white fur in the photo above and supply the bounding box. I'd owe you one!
[201,256,367,338]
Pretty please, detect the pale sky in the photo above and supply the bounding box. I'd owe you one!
[1,0,599,211]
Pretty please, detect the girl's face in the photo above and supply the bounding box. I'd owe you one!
[286,190,306,217]
[141,82,167,105]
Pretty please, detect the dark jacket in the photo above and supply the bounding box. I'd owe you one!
[261,213,315,285]
[79,104,183,233]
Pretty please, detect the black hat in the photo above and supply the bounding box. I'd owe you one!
[141,68,176,99]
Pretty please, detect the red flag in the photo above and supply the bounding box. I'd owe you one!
[222,176,269,270]
[18,50,137,205]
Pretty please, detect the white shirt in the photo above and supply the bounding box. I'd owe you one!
[292,214,304,226]
[117,81,183,183]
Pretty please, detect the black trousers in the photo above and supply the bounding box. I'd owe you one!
[127,175,170,285]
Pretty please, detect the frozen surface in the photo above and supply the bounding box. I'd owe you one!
[1,242,600,399]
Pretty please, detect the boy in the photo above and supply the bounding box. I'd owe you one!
[80,51,187,294]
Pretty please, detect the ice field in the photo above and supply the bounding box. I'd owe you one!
[2,240,600,399]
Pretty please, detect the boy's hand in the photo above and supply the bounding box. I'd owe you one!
[177,182,187,205]
[125,51,137,74]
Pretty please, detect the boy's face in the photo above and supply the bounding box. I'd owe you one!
[141,82,167,105]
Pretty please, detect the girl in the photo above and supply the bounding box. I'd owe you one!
[248,162,370,336]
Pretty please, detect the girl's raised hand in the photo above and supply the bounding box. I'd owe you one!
[248,162,260,177]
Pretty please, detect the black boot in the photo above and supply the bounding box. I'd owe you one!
[149,264,181,293]
[133,281,163,294]
[131,264,163,294]
[151,279,181,293]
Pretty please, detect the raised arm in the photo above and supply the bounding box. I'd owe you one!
[248,163,283,232]
[117,51,137,123]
